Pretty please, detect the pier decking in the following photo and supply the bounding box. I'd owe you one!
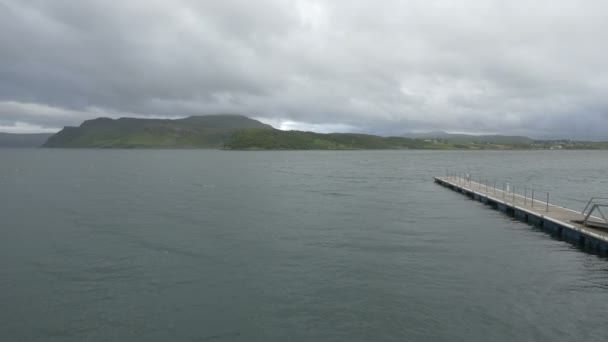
[434,176,608,256]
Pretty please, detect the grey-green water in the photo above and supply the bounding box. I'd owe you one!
[1,150,608,341]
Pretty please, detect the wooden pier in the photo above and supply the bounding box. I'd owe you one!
[434,176,608,256]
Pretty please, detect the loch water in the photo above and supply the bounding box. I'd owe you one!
[1,149,608,341]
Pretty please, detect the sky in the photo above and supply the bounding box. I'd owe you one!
[1,0,607,139]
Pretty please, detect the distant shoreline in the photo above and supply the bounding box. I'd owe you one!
[4,115,608,150]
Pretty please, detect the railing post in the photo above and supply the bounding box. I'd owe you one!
[531,190,535,207]
[512,187,515,202]
[524,188,527,205]
[546,192,549,212]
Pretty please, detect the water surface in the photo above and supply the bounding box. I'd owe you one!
[1,149,607,341]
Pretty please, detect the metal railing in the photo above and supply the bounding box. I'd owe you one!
[581,197,608,226]
[444,171,551,211]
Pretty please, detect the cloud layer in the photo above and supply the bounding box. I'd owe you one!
[1,0,607,138]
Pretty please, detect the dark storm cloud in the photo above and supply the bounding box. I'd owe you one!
[1,0,608,138]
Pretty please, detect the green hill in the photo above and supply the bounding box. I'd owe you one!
[42,115,608,150]
[223,129,444,150]
[403,131,533,145]
[44,115,273,148]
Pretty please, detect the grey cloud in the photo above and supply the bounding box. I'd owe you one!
[1,0,607,138]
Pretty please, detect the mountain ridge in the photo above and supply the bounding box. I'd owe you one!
[44,114,273,148]
[38,115,608,150]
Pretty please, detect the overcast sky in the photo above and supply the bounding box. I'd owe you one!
[1,0,607,139]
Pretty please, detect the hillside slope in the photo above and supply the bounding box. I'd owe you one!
[403,131,533,145]
[44,115,273,148]
[223,129,445,150]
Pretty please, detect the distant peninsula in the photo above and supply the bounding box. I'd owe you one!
[44,115,272,148]
[0,132,54,148]
[40,115,608,150]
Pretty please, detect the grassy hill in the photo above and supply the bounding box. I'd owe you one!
[224,129,453,150]
[223,129,608,150]
[44,115,273,148]
[403,131,533,145]
[0,133,54,148]
[41,115,608,150]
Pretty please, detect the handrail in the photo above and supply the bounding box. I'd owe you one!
[584,204,608,226]
[582,197,608,215]
[442,170,552,211]
[441,171,606,225]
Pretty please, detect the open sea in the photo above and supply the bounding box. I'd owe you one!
[1,149,608,341]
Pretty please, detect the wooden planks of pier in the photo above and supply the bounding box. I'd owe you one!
[434,176,608,255]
